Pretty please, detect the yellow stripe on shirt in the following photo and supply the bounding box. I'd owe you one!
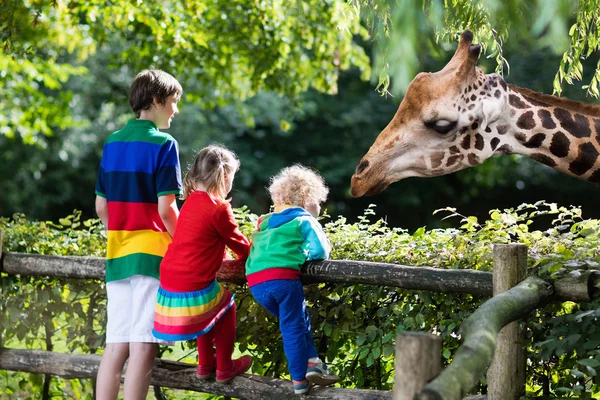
[107,229,172,259]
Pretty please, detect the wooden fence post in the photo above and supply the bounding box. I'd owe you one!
[487,244,527,400]
[394,332,441,400]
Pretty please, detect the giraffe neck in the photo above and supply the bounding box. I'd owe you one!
[494,84,600,183]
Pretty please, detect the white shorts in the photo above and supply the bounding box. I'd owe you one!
[106,275,172,344]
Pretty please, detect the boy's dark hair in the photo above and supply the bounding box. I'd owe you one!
[129,70,183,118]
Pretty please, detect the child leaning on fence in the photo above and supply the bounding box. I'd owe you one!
[152,144,253,384]
[245,164,340,395]
[94,69,183,400]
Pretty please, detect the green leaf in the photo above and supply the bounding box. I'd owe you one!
[578,358,600,368]
[443,349,451,359]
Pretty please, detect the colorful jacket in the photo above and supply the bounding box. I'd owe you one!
[245,207,330,287]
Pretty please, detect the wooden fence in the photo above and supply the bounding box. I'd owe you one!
[1,230,599,399]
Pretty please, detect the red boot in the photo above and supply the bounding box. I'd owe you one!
[216,355,253,384]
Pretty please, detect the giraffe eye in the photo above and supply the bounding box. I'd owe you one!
[424,120,457,134]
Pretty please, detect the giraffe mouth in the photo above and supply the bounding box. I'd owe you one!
[350,174,391,197]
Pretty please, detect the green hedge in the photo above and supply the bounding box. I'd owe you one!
[1,202,599,398]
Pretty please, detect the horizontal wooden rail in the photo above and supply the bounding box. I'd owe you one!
[0,347,390,399]
[1,252,493,296]
[3,252,599,300]
[0,348,490,399]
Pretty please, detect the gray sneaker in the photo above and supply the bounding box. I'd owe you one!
[306,362,339,386]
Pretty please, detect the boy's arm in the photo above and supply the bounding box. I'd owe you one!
[158,194,179,237]
[299,217,331,260]
[95,196,108,228]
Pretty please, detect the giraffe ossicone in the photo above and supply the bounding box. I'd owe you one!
[350,30,600,198]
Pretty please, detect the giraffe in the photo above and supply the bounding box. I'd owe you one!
[350,30,600,198]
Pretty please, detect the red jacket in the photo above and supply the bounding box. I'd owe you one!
[160,191,250,292]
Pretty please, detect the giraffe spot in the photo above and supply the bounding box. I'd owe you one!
[588,169,600,184]
[523,133,546,148]
[468,104,475,110]
[491,80,498,87]
[458,106,462,112]
[471,122,479,130]
[446,154,463,166]
[568,142,599,176]
[499,78,507,90]
[471,94,477,101]
[523,95,550,107]
[480,91,485,95]
[475,133,484,150]
[594,118,600,145]
[517,111,536,130]
[497,144,513,154]
[494,90,501,99]
[515,132,526,143]
[464,87,468,94]
[549,131,570,158]
[468,153,479,165]
[460,126,468,134]
[468,85,472,91]
[531,153,557,168]
[497,125,509,135]
[465,97,470,104]
[431,152,445,168]
[509,94,530,109]
[554,108,591,138]
[491,137,500,150]
[461,135,471,150]
[449,146,461,154]
[538,109,556,129]
[485,126,492,133]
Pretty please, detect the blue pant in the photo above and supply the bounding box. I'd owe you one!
[250,279,319,381]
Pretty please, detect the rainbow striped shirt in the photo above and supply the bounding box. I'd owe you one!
[95,119,182,282]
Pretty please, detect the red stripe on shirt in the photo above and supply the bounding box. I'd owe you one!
[107,202,166,231]
[246,268,301,287]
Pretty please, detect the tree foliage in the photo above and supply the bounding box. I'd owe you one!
[0,0,370,142]
[360,0,600,97]
[2,0,600,143]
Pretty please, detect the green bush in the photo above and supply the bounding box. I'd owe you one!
[1,201,599,397]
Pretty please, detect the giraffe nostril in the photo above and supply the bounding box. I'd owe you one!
[355,159,370,175]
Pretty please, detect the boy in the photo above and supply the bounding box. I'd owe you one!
[245,164,339,395]
[94,69,182,399]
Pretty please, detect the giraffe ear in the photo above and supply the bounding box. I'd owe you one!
[469,44,481,58]
[457,44,481,77]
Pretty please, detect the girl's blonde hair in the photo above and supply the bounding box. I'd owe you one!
[268,164,328,208]
[182,144,240,201]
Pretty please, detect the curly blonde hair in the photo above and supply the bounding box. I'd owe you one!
[268,164,328,208]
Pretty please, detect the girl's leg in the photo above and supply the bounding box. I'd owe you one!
[196,328,216,375]
[123,342,158,400]
[213,303,236,372]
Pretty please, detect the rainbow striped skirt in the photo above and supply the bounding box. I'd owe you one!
[152,280,234,342]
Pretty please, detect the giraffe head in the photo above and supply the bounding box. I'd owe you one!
[351,30,510,197]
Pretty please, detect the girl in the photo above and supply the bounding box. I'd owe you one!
[153,144,252,384]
